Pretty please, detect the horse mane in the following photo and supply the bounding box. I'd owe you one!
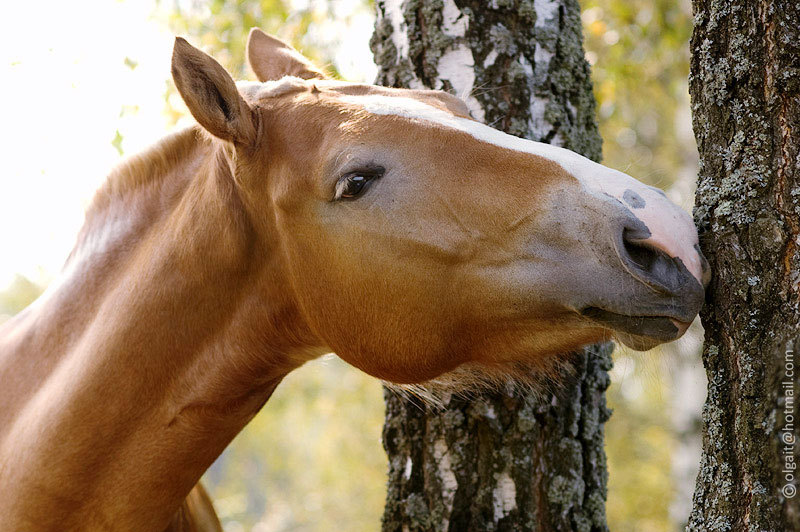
[90,125,204,213]
[67,125,208,265]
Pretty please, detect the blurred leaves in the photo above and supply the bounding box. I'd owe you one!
[0,275,44,323]
[605,351,676,532]
[123,56,139,70]
[154,0,330,78]
[204,355,386,532]
[111,129,124,155]
[580,0,696,199]
[153,0,374,127]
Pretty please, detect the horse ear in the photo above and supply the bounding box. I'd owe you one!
[247,28,326,81]
[171,37,256,146]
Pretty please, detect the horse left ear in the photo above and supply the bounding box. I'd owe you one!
[171,37,256,146]
[246,28,327,81]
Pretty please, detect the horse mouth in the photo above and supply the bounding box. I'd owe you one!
[580,307,691,350]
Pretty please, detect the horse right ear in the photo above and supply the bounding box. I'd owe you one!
[246,28,326,81]
[171,37,256,146]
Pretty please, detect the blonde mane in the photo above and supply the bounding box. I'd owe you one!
[68,126,207,265]
[92,126,203,210]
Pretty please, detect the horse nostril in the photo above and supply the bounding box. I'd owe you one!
[622,230,660,271]
[620,227,683,293]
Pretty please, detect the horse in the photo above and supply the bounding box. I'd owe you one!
[0,29,708,531]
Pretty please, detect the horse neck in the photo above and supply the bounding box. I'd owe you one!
[0,129,315,530]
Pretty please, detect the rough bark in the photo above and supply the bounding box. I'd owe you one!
[371,1,610,530]
[688,1,800,530]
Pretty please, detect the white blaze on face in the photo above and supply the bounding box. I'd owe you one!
[339,94,705,285]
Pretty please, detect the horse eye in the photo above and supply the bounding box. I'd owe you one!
[341,175,368,198]
[335,173,377,200]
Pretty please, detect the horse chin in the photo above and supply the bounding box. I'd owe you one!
[614,332,664,352]
[580,307,693,351]
[613,318,692,351]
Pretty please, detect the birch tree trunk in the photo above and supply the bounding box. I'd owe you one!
[688,1,800,529]
[371,2,611,530]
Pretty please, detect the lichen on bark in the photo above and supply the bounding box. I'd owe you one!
[688,1,800,530]
[381,344,612,532]
[372,2,610,530]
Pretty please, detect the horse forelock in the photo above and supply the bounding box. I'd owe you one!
[237,76,309,101]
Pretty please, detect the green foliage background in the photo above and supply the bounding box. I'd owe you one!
[0,1,700,531]
[204,355,386,531]
[581,2,699,530]
[582,0,696,200]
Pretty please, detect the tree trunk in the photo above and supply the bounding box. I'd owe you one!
[371,1,610,530]
[688,1,800,530]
